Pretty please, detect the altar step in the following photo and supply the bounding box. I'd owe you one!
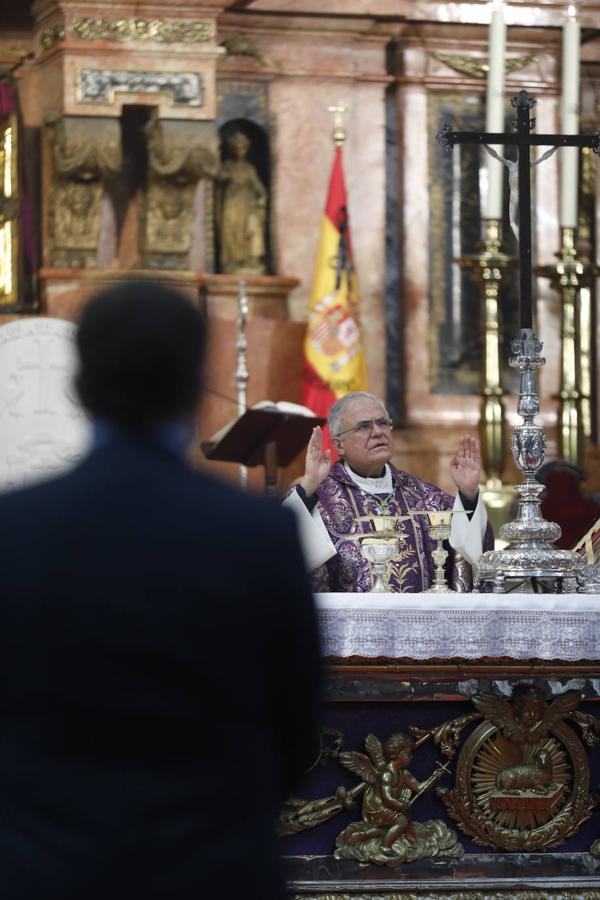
[286,852,600,898]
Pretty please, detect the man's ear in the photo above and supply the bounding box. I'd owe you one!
[331,436,343,457]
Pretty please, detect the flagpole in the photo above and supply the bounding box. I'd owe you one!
[301,100,367,432]
[327,101,347,147]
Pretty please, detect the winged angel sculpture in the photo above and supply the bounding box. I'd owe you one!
[333,732,463,866]
[472,684,583,745]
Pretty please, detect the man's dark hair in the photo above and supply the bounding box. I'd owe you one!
[76,279,206,427]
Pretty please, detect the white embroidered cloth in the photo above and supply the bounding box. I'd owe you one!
[315,593,600,660]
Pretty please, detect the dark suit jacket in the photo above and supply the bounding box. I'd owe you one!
[0,434,321,900]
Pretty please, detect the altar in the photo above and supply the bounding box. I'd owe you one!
[284,594,600,899]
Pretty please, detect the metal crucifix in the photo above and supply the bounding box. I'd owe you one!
[437,89,600,330]
[435,90,600,591]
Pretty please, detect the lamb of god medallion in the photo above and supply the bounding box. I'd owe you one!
[438,685,598,851]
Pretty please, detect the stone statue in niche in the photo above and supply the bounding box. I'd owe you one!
[142,118,218,268]
[216,131,267,275]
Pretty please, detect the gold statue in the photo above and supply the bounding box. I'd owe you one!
[217,132,267,275]
[334,732,462,866]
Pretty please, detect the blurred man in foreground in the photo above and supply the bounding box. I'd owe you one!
[0,280,321,900]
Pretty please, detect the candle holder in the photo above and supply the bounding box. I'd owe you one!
[457,218,516,533]
[474,329,585,593]
[536,227,599,466]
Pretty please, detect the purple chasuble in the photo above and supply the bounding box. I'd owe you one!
[312,462,489,593]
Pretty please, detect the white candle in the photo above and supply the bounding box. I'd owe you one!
[485,0,506,220]
[559,5,581,228]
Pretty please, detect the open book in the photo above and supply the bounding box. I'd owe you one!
[201,401,324,468]
[207,401,315,445]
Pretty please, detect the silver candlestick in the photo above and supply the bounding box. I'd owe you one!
[475,329,585,593]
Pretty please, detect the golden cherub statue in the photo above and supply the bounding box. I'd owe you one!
[334,732,463,866]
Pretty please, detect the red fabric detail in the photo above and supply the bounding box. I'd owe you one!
[300,362,337,458]
[540,469,600,549]
[323,148,353,258]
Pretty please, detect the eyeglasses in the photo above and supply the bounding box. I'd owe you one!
[334,417,393,439]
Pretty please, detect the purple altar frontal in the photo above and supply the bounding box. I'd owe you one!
[285,595,600,898]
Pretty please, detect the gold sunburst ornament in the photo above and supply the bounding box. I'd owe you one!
[438,685,596,850]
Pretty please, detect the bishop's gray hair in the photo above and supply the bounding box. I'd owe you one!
[328,391,389,436]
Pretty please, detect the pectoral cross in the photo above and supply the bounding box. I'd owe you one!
[437,90,600,329]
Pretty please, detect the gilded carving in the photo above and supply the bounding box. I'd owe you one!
[438,686,597,850]
[432,52,536,80]
[333,732,462,865]
[281,684,599,856]
[46,116,122,268]
[146,119,217,182]
[52,181,101,251]
[71,17,213,44]
[282,729,462,866]
[0,116,18,304]
[581,146,597,196]
[46,115,121,180]
[144,183,196,257]
[40,25,65,52]
[291,894,600,900]
[141,118,217,267]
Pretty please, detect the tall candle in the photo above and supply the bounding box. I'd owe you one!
[485,0,506,220]
[559,5,581,228]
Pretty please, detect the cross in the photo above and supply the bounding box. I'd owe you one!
[18,336,71,413]
[437,90,600,329]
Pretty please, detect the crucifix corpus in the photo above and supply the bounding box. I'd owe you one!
[437,90,600,593]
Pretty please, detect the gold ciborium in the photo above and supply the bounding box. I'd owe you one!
[411,510,465,593]
[359,515,408,593]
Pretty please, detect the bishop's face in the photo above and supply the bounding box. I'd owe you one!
[332,397,393,477]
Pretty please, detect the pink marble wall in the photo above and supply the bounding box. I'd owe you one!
[219,12,392,399]
[269,78,388,397]
[3,1,600,496]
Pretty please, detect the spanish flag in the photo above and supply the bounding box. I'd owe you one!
[301,145,367,429]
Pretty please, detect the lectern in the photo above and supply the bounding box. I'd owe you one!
[201,406,324,496]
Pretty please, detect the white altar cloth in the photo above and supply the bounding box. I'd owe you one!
[315,593,600,660]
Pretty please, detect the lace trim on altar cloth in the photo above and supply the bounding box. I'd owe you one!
[316,598,600,660]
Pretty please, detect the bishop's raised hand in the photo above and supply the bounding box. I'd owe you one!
[449,435,482,501]
[299,425,332,497]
